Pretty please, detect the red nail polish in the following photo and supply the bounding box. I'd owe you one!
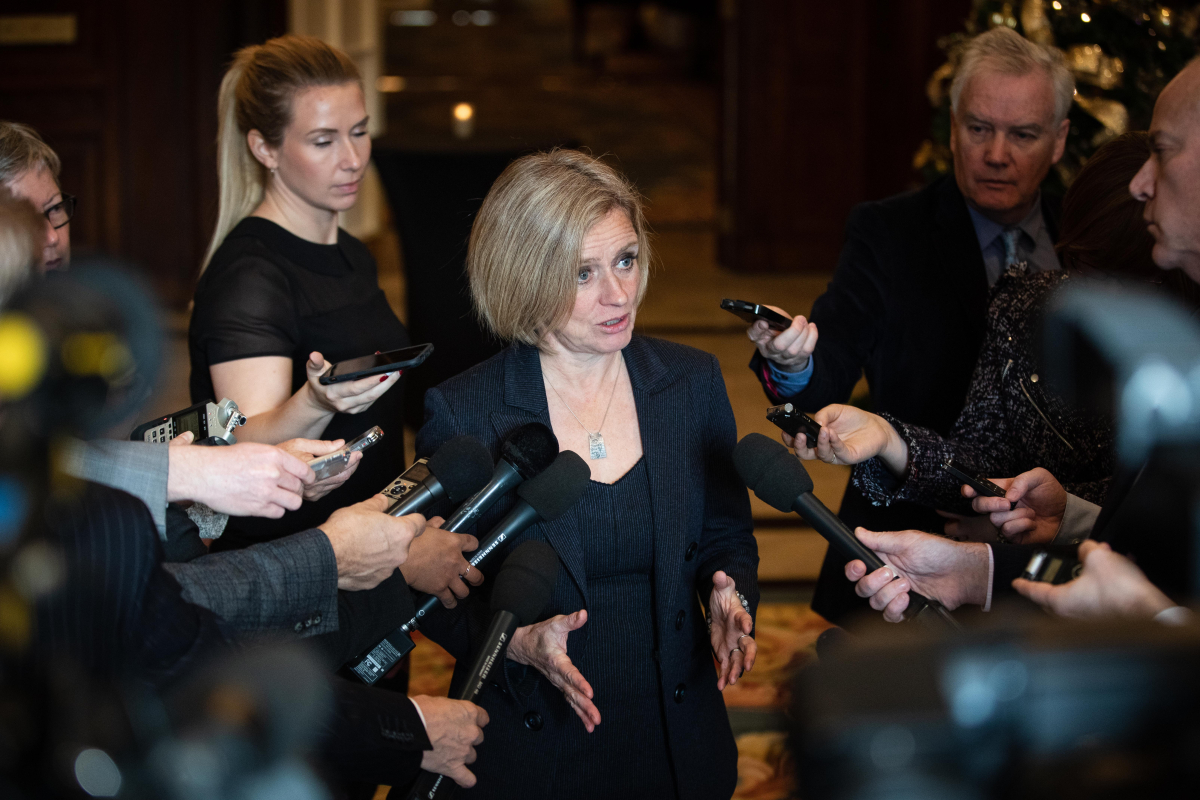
[379,375,387,383]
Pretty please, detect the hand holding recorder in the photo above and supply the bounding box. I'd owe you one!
[787,404,909,475]
[1011,540,1176,620]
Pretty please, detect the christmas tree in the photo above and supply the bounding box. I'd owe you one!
[916,0,1200,192]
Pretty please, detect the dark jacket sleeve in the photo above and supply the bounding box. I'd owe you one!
[412,386,491,663]
[696,357,760,620]
[751,205,888,410]
[317,676,430,789]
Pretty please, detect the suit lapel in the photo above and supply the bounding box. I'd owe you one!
[490,345,591,608]
[624,338,689,624]
[931,176,989,329]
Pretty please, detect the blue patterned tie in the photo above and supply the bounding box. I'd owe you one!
[1001,227,1021,268]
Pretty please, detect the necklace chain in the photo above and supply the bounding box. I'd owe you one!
[545,355,622,437]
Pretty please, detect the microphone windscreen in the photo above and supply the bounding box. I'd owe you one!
[733,432,814,512]
[427,435,494,503]
[516,450,590,521]
[490,540,560,626]
[500,422,559,479]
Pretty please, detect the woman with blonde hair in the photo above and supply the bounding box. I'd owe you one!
[416,149,758,800]
[188,35,414,547]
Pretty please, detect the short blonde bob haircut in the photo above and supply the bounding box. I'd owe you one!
[467,149,651,346]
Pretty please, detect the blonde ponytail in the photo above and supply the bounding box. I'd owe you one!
[202,56,265,272]
[200,35,361,274]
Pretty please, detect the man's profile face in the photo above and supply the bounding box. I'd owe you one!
[1129,65,1200,281]
[5,166,69,272]
[950,67,1069,225]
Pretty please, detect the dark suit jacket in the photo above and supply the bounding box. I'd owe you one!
[752,176,1060,622]
[415,335,758,800]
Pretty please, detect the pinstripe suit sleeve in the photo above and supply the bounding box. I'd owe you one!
[696,356,760,619]
[413,386,486,662]
[62,438,170,538]
[162,529,339,638]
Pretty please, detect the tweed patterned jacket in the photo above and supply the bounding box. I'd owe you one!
[852,266,1115,515]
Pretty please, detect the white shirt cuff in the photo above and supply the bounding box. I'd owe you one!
[982,544,995,612]
[410,697,428,731]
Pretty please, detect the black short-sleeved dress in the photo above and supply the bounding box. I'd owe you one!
[189,217,410,547]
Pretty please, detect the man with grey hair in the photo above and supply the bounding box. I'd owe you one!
[743,26,1074,623]
[0,121,72,272]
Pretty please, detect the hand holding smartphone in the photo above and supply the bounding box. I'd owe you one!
[319,343,434,385]
[721,299,790,331]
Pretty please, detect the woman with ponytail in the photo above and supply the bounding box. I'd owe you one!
[188,35,410,546]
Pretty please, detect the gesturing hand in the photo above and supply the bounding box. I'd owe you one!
[304,350,400,416]
[400,517,485,608]
[410,696,489,788]
[843,528,990,622]
[965,467,1066,544]
[709,571,756,690]
[166,438,312,518]
[507,610,600,732]
[1012,540,1175,620]
[276,437,361,501]
[747,307,817,372]
[784,404,908,475]
[320,494,424,590]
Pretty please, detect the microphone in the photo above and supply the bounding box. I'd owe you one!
[346,450,587,685]
[733,433,960,631]
[439,422,559,532]
[404,540,561,800]
[383,436,494,518]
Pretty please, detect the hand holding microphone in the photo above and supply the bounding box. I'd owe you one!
[405,541,561,798]
[843,529,991,622]
[734,433,960,631]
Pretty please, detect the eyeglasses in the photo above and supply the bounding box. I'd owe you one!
[44,193,76,230]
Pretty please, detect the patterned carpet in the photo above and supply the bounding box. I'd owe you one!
[401,601,831,800]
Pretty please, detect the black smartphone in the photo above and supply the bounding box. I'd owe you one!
[320,343,434,385]
[767,403,822,445]
[721,299,790,331]
[942,457,1015,509]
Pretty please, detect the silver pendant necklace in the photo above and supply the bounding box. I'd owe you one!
[546,356,622,460]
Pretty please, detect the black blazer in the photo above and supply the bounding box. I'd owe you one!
[751,176,1060,622]
[414,335,758,800]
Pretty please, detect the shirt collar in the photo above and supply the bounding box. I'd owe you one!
[967,193,1044,251]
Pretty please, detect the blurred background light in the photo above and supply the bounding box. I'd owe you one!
[74,748,121,797]
[390,10,436,27]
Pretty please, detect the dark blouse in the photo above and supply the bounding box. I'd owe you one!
[852,266,1115,516]
[548,458,675,799]
[189,217,409,544]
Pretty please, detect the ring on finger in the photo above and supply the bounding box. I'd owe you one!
[731,646,742,658]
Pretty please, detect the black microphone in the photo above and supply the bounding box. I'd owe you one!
[346,444,582,686]
[383,436,494,518]
[403,540,561,800]
[439,422,559,532]
[733,433,960,631]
